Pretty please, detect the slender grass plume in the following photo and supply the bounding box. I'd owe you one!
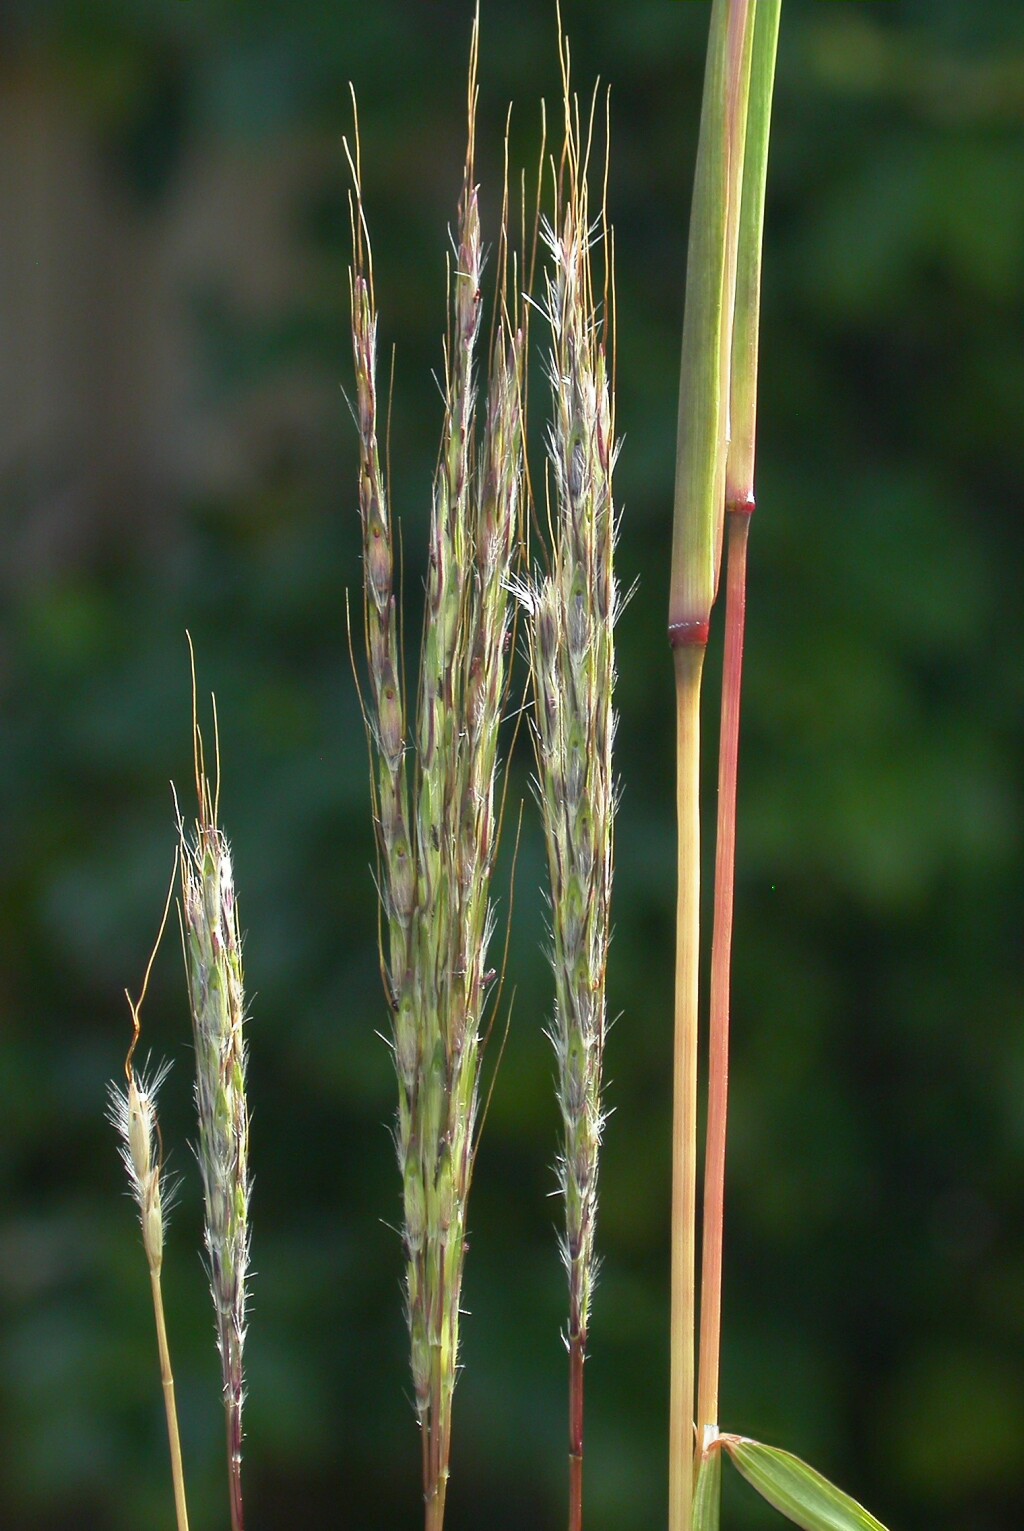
[347,18,527,1527]
[107,874,190,1531]
[521,45,618,1531]
[178,671,251,1531]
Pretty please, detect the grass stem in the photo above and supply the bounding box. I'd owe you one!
[669,640,705,1531]
[425,1469,447,1531]
[569,1335,584,1531]
[227,1396,245,1531]
[150,1267,190,1531]
[696,0,779,1452]
[696,503,751,1447]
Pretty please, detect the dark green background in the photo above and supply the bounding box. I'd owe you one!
[2,2,1023,1528]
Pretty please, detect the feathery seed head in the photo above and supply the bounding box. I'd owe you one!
[181,817,249,1293]
[177,674,251,1531]
[108,1058,172,1272]
[349,26,526,1512]
[110,870,178,1277]
[524,74,619,1369]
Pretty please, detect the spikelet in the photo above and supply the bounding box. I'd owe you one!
[108,1056,173,1274]
[178,672,250,1531]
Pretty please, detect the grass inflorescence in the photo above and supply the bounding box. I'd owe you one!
[104,16,905,1531]
[347,21,527,1527]
[519,52,619,1531]
[178,686,251,1531]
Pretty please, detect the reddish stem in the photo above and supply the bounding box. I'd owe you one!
[424,1385,450,1531]
[696,505,751,1443]
[425,1434,448,1531]
[423,1337,452,1531]
[226,1393,245,1531]
[425,1478,447,1531]
[569,1333,585,1531]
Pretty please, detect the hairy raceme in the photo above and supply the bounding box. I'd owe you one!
[523,91,619,1531]
[539,199,618,1342]
[180,786,250,1531]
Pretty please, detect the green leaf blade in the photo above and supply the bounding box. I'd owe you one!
[721,1436,891,1531]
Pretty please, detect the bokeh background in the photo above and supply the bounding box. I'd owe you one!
[2,1,1023,1528]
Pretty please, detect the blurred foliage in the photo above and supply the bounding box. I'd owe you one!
[2,2,1023,1530]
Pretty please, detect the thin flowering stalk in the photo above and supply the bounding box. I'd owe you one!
[178,674,250,1531]
[108,876,190,1531]
[523,53,618,1531]
[347,18,526,1527]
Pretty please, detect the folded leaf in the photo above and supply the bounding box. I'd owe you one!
[693,1443,722,1531]
[721,1436,891,1531]
[670,0,754,634]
